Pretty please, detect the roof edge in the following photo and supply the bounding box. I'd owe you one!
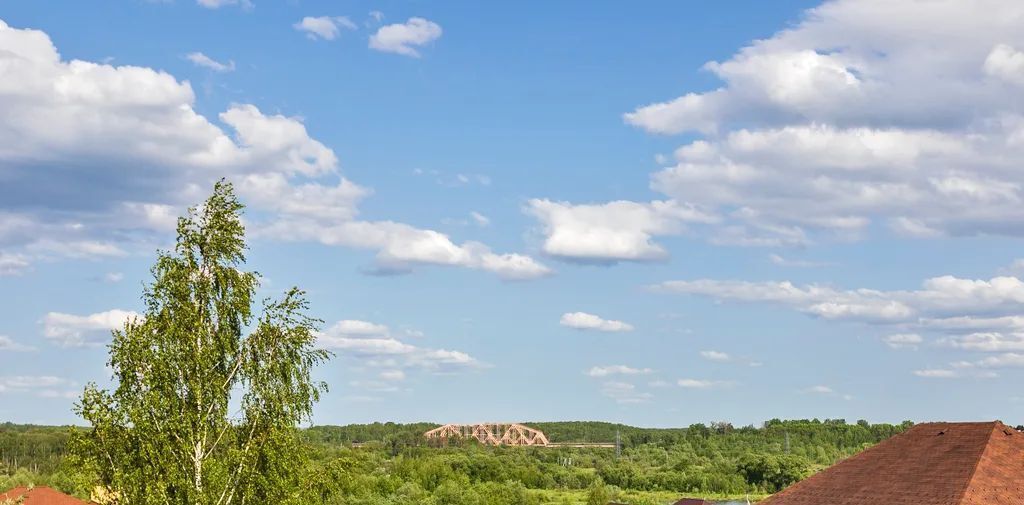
[955,420,1012,505]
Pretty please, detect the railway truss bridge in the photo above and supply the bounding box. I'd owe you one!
[423,423,615,448]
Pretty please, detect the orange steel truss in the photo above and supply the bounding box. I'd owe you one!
[423,423,551,446]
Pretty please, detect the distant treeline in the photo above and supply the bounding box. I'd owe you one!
[0,418,916,504]
[0,423,72,474]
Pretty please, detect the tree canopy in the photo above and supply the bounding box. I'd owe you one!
[72,181,330,505]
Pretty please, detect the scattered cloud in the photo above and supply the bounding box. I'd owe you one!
[196,0,251,9]
[914,369,959,379]
[531,1,1024,257]
[470,211,490,227]
[369,17,442,57]
[769,254,833,268]
[560,312,634,332]
[0,253,30,276]
[654,273,1024,376]
[186,52,235,72]
[599,381,653,404]
[41,309,139,348]
[615,0,1024,246]
[804,385,834,394]
[652,278,915,322]
[586,365,653,377]
[327,319,390,337]
[317,319,484,373]
[883,333,923,350]
[0,336,35,352]
[526,199,716,263]
[294,16,357,41]
[700,350,730,362]
[0,19,547,280]
[677,378,730,389]
[0,376,77,398]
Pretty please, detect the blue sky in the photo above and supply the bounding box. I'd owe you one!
[2,0,1024,428]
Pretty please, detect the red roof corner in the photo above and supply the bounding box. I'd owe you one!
[761,421,1024,505]
[0,486,91,505]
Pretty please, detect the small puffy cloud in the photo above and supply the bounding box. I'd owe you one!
[318,320,484,373]
[805,385,834,394]
[984,44,1024,85]
[326,319,390,338]
[0,336,35,352]
[0,375,76,398]
[103,272,124,283]
[677,378,728,389]
[942,332,1024,352]
[700,350,730,362]
[526,199,716,263]
[261,218,552,280]
[914,369,959,378]
[41,309,140,347]
[185,52,234,72]
[586,365,653,378]
[769,254,832,268]
[369,17,442,57]
[560,312,634,332]
[470,211,490,227]
[379,370,405,381]
[27,240,126,259]
[196,0,251,9]
[599,381,653,404]
[294,16,357,41]
[0,253,30,276]
[653,279,914,323]
[883,333,923,350]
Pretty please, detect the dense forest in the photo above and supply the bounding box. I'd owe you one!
[0,418,915,504]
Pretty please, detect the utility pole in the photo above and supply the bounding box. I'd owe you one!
[785,431,791,454]
[615,429,621,459]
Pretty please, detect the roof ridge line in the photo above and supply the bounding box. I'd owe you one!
[954,421,1001,505]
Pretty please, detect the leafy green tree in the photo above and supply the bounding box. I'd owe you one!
[736,453,810,492]
[585,479,610,505]
[71,181,330,505]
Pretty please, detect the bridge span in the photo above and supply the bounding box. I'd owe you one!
[423,423,615,448]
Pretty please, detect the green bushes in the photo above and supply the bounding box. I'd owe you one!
[0,418,909,503]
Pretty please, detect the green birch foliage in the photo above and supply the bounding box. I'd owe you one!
[72,181,330,505]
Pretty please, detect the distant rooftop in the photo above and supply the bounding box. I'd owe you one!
[760,421,1024,505]
[0,486,90,505]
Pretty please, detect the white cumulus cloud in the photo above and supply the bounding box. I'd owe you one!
[586,365,653,377]
[41,309,140,348]
[294,16,357,41]
[186,52,235,72]
[369,17,442,57]
[560,312,634,332]
[526,199,716,263]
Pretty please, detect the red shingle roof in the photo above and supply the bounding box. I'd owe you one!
[0,486,89,505]
[760,421,1024,505]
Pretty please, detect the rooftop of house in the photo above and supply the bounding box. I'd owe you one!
[0,486,90,505]
[760,421,1024,505]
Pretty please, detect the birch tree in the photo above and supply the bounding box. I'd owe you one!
[73,181,330,505]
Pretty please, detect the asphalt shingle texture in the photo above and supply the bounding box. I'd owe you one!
[760,421,1024,505]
